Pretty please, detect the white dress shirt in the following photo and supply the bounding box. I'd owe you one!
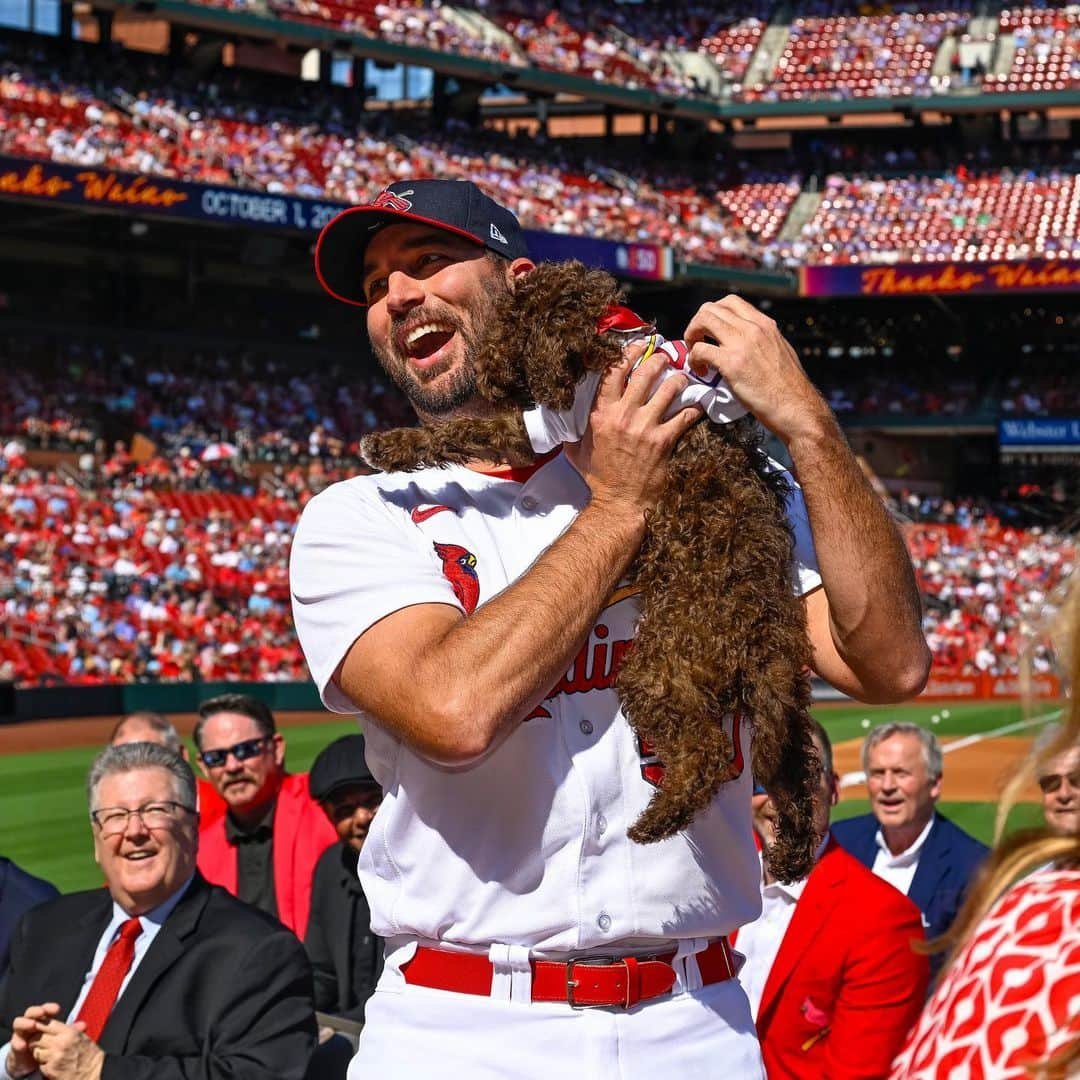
[870,814,936,897]
[1,875,194,1080]
[736,833,829,1022]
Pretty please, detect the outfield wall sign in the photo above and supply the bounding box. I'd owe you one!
[0,155,672,282]
[922,672,1062,699]
[800,260,1080,297]
[998,417,1080,453]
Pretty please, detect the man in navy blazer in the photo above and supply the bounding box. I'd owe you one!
[832,721,987,980]
[0,858,58,975]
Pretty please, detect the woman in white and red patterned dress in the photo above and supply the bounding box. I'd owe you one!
[892,576,1080,1080]
[890,863,1080,1079]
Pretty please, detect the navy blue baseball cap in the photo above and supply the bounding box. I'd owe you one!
[315,179,529,307]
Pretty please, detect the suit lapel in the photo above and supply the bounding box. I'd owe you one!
[99,876,210,1053]
[908,816,948,915]
[758,841,846,1022]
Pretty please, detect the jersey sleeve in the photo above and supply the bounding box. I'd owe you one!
[289,480,463,713]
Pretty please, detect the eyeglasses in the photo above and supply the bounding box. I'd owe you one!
[199,736,273,769]
[1037,772,1080,795]
[91,801,195,837]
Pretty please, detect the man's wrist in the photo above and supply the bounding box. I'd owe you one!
[781,405,842,458]
[579,495,648,539]
[3,1045,33,1080]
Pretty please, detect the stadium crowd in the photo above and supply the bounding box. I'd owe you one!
[3,41,1079,269]
[1,418,1074,690]
[175,0,1080,101]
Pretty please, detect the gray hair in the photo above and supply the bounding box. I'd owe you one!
[87,743,197,813]
[861,721,943,780]
[109,711,183,755]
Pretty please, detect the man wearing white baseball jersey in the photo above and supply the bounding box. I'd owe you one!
[291,179,930,1079]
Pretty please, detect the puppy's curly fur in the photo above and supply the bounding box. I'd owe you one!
[363,261,820,882]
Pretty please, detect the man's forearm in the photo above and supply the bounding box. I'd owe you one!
[786,411,929,700]
[410,500,646,760]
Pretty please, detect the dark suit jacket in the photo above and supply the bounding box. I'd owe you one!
[733,839,928,1079]
[304,843,383,1022]
[0,873,316,1080]
[0,857,58,976]
[832,811,988,978]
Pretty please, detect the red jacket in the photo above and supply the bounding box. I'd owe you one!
[734,837,929,1080]
[196,777,226,828]
[197,772,337,939]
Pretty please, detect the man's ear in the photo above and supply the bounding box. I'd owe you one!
[507,257,535,286]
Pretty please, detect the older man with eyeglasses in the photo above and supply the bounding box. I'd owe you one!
[0,742,316,1080]
[193,694,336,939]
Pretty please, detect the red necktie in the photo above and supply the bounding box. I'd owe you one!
[75,917,143,1041]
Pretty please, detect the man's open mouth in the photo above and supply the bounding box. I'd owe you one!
[401,322,455,361]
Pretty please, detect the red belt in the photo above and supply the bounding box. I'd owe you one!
[401,939,736,1009]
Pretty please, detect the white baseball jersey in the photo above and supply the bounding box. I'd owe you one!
[290,453,821,955]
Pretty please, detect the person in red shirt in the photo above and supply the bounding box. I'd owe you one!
[193,693,336,939]
[734,720,929,1079]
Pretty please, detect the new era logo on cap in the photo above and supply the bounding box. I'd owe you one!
[314,179,529,307]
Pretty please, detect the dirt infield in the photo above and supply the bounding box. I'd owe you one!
[835,735,1042,803]
[0,711,335,754]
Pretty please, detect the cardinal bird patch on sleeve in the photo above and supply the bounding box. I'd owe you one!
[433,542,480,614]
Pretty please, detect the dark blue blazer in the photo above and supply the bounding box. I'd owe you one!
[831,812,988,977]
[0,856,59,973]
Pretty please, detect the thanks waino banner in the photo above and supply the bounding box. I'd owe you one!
[0,154,672,281]
[800,259,1080,297]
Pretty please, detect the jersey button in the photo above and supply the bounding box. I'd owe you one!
[579,719,594,735]
[597,815,607,835]
[597,912,612,932]
[520,495,538,511]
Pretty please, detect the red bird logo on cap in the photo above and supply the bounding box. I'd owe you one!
[433,542,480,614]
[372,189,414,213]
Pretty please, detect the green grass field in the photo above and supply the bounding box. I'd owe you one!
[0,700,1056,893]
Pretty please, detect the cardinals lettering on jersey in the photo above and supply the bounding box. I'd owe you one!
[637,714,745,790]
[433,542,480,614]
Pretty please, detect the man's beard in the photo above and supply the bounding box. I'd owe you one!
[372,268,508,418]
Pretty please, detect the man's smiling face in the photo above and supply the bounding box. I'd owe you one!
[92,766,198,916]
[362,223,523,420]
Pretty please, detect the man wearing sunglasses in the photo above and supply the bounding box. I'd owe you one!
[0,742,316,1080]
[1035,722,1080,838]
[193,693,336,940]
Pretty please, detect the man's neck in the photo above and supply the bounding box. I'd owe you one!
[882,812,934,856]
[228,784,281,831]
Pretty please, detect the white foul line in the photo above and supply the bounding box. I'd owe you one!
[838,708,1063,789]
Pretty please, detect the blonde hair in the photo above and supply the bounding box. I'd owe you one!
[928,574,1079,1075]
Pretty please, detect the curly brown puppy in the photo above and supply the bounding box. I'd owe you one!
[363,261,820,882]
